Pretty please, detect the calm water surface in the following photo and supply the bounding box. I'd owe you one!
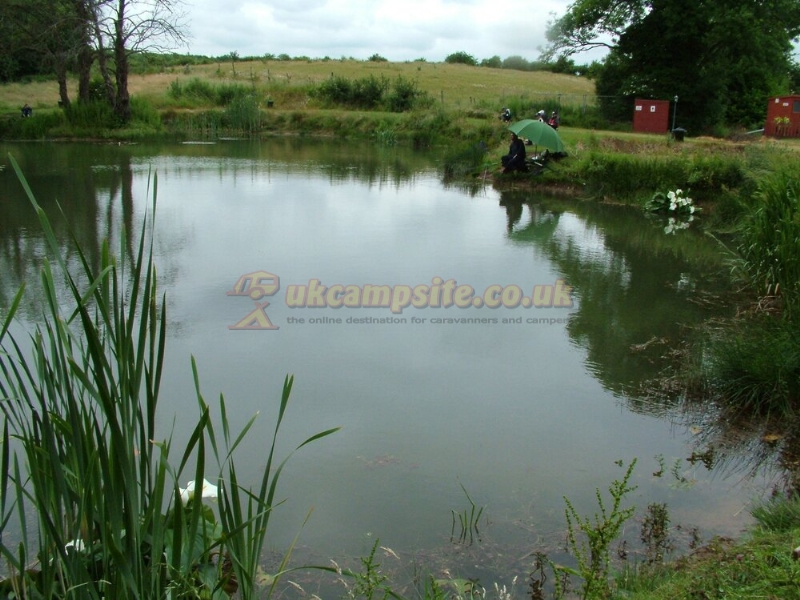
[0,140,774,586]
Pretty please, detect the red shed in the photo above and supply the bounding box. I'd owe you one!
[765,95,800,137]
[633,99,670,133]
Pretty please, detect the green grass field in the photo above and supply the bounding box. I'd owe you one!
[0,58,596,115]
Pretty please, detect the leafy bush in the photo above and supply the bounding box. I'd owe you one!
[386,76,432,112]
[445,51,477,66]
[480,56,502,69]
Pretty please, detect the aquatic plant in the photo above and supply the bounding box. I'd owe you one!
[645,189,697,215]
[0,156,338,599]
[450,482,485,545]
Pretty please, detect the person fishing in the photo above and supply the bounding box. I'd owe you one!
[501,132,526,173]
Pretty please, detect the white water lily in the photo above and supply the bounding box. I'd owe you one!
[65,539,85,552]
[179,478,218,504]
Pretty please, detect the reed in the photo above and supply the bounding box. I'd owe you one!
[736,165,800,319]
[0,156,338,599]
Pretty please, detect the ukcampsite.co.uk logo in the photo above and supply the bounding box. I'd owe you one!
[226,270,574,331]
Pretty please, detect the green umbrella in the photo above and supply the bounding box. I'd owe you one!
[507,119,565,154]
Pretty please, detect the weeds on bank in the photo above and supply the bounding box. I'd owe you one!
[0,156,338,599]
[562,458,637,599]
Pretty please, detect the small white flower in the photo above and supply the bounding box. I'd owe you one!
[65,539,85,552]
[179,478,218,504]
[667,191,676,201]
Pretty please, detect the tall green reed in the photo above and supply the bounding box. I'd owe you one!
[0,155,337,599]
[737,166,800,319]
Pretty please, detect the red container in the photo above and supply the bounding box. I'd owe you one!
[633,99,670,134]
[765,96,800,138]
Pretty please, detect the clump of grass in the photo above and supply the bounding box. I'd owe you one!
[736,165,800,319]
[0,156,338,599]
[750,493,800,532]
[699,316,800,416]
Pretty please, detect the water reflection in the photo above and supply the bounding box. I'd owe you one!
[497,192,731,400]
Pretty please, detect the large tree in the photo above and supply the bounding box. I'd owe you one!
[90,0,188,122]
[545,0,800,132]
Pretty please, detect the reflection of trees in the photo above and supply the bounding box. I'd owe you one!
[505,196,732,399]
[146,138,431,189]
[0,145,138,319]
[502,193,799,489]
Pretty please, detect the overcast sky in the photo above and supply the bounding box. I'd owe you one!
[183,0,600,63]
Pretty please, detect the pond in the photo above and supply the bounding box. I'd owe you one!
[0,139,779,592]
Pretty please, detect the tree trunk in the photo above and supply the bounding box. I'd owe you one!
[89,1,116,107]
[77,45,93,102]
[113,0,130,123]
[75,0,94,102]
[55,52,71,108]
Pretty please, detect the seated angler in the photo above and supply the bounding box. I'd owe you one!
[501,132,526,173]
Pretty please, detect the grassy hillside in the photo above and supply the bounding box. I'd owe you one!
[0,58,596,115]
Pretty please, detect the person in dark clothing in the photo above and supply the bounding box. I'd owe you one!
[501,132,526,173]
[21,103,32,117]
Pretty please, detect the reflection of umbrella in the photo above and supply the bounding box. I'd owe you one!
[507,119,565,154]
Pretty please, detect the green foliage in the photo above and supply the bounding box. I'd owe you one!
[640,503,673,564]
[0,158,338,599]
[502,55,547,72]
[168,77,255,107]
[369,53,388,62]
[312,74,432,113]
[644,189,698,215]
[0,109,65,138]
[699,316,800,416]
[563,458,637,600]
[480,55,502,68]
[343,540,393,600]
[737,166,800,318]
[442,141,489,179]
[313,74,388,109]
[64,99,118,128]
[445,52,478,66]
[224,93,262,132]
[614,530,800,599]
[551,0,800,131]
[386,76,431,112]
[750,494,800,532]
[450,483,485,545]
[130,96,162,129]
